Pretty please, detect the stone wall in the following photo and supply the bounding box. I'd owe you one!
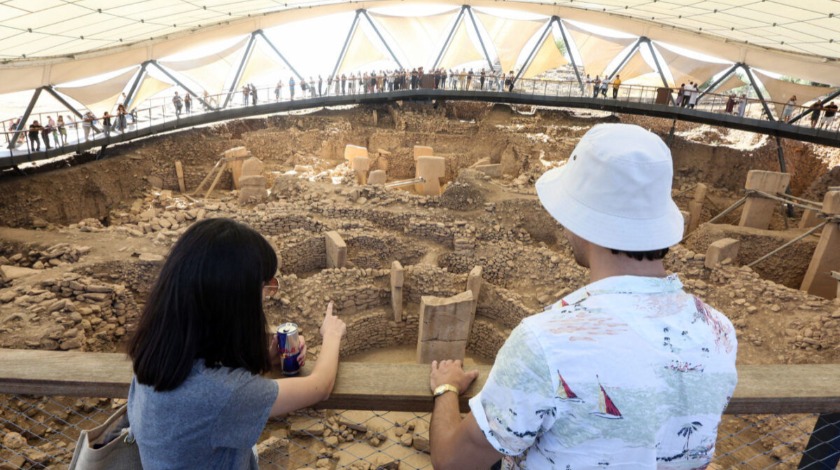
[467,318,510,361]
[340,309,421,357]
[478,284,535,330]
[278,234,326,275]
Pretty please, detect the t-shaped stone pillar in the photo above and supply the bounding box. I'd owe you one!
[415,156,446,196]
[344,144,368,162]
[705,238,740,269]
[413,146,433,160]
[739,170,791,230]
[687,183,707,234]
[800,190,840,299]
[416,291,475,364]
[325,231,347,269]
[368,170,387,185]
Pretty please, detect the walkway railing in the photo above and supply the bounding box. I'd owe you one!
[0,349,838,469]
[2,78,839,170]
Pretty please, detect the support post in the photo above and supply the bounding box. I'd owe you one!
[361,10,403,69]
[742,64,775,120]
[7,87,43,150]
[798,413,840,470]
[698,63,739,99]
[466,6,495,71]
[645,38,676,105]
[687,183,707,233]
[255,31,305,82]
[42,86,101,134]
[557,18,584,93]
[222,32,258,109]
[149,61,215,111]
[123,62,149,109]
[331,11,362,79]
[513,19,553,84]
[606,38,640,81]
[801,190,840,299]
[432,6,466,70]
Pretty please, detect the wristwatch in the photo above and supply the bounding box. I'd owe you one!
[433,384,460,397]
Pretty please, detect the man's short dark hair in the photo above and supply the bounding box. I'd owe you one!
[128,218,278,391]
[610,247,670,261]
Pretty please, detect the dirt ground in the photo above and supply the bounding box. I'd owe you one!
[0,102,838,469]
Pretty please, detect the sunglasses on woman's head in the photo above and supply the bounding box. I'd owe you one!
[263,276,279,297]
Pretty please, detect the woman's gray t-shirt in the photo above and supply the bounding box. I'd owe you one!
[128,362,278,469]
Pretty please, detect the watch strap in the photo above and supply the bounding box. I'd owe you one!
[433,383,460,397]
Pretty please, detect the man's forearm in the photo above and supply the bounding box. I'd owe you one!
[430,392,462,469]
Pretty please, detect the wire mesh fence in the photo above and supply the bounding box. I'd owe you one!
[1,393,838,469]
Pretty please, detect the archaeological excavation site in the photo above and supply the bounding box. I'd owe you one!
[0,101,838,469]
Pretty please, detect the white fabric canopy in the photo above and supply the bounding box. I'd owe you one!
[614,49,655,81]
[158,39,246,94]
[369,12,454,69]
[337,23,394,74]
[753,70,838,116]
[238,40,291,86]
[564,21,636,78]
[522,33,569,79]
[55,67,139,113]
[438,19,486,70]
[473,11,546,74]
[130,75,174,109]
[654,44,731,88]
[710,74,748,95]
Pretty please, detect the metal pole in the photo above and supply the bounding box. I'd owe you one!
[645,39,676,105]
[698,63,739,100]
[513,19,552,84]
[42,86,101,134]
[331,11,362,79]
[606,39,640,81]
[222,32,257,109]
[557,18,584,93]
[123,62,149,109]
[7,87,42,149]
[361,10,403,69]
[150,61,215,111]
[742,64,775,120]
[747,220,827,268]
[790,88,840,124]
[465,7,495,71]
[432,6,466,70]
[255,30,305,82]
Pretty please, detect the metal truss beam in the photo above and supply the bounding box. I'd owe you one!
[698,63,739,99]
[644,38,675,105]
[149,61,215,111]
[123,62,149,110]
[223,32,258,108]
[331,10,362,78]
[254,30,305,82]
[7,87,42,150]
[742,64,774,121]
[606,38,641,80]
[557,18,584,93]
[360,10,403,70]
[790,87,840,124]
[465,6,495,71]
[432,6,467,70]
[513,19,552,83]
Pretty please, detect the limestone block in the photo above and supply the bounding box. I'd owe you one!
[739,170,791,229]
[680,210,690,233]
[225,147,250,189]
[474,164,501,178]
[368,170,387,185]
[799,209,820,229]
[413,145,433,161]
[416,156,446,196]
[224,147,249,158]
[344,145,368,163]
[325,231,347,269]
[237,175,267,204]
[466,266,483,329]
[416,291,474,363]
[687,183,707,233]
[352,156,370,185]
[391,261,404,321]
[0,265,40,280]
[705,238,741,268]
[240,157,265,177]
[801,190,840,299]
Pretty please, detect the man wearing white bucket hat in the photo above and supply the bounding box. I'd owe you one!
[429,124,738,469]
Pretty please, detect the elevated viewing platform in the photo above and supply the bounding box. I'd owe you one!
[3,82,839,171]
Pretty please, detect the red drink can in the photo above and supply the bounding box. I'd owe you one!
[276,323,301,376]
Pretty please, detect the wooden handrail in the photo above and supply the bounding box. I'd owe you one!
[0,349,838,414]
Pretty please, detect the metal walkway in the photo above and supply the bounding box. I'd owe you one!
[3,88,839,170]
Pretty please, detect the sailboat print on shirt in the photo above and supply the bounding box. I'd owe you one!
[557,371,583,402]
[591,376,623,419]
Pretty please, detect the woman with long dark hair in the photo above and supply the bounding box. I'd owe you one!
[127,218,345,469]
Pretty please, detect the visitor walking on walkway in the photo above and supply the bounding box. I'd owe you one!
[127,218,346,470]
[809,100,822,128]
[28,120,42,152]
[820,101,836,130]
[611,75,621,99]
[173,92,183,117]
[782,96,797,122]
[41,119,52,149]
[57,116,67,146]
[184,94,192,114]
[83,111,95,141]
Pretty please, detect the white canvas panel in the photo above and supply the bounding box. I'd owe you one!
[522,33,568,79]
[438,20,485,69]
[369,12,454,68]
[655,44,731,87]
[473,11,545,73]
[564,21,636,78]
[753,70,837,116]
[615,51,653,81]
[129,75,174,109]
[337,24,392,74]
[160,37,249,72]
[238,40,291,86]
[56,67,138,113]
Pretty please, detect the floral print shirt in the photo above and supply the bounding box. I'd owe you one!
[469,274,738,469]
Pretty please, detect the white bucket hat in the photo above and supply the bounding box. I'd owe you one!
[535,123,683,251]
